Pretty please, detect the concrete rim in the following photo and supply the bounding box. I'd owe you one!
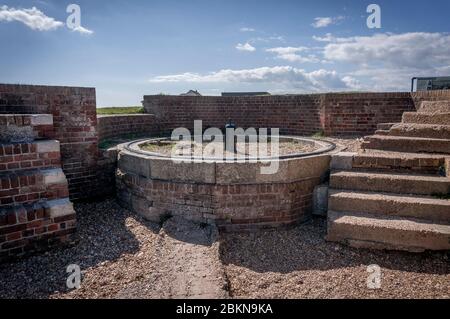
[124,136,336,161]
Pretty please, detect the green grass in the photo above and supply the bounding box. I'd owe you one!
[311,130,325,138]
[96,106,144,115]
[98,133,151,150]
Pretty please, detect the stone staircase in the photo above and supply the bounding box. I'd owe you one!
[0,114,76,261]
[326,101,450,252]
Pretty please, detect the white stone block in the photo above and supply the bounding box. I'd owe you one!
[330,152,356,170]
[42,168,67,185]
[30,114,53,126]
[44,198,75,218]
[36,140,60,153]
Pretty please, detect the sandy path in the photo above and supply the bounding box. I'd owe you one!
[115,216,229,299]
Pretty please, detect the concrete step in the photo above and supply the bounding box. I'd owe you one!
[330,170,450,196]
[331,151,447,175]
[418,101,450,114]
[329,190,450,222]
[388,123,450,139]
[362,135,450,154]
[402,112,450,125]
[375,130,390,136]
[0,168,70,206]
[327,211,450,252]
[377,123,397,131]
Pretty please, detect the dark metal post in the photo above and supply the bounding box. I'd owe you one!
[225,119,236,153]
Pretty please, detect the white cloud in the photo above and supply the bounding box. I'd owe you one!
[266,47,308,55]
[322,32,450,69]
[148,66,357,92]
[342,76,362,90]
[0,5,63,31]
[71,25,93,35]
[312,16,344,28]
[248,35,285,44]
[236,42,256,52]
[315,32,450,91]
[240,27,255,32]
[312,33,336,42]
[266,46,320,63]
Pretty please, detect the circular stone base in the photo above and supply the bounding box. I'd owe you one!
[116,136,336,231]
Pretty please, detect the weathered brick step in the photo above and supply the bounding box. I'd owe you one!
[330,170,450,196]
[362,135,450,154]
[331,151,446,175]
[0,198,76,260]
[0,114,54,142]
[402,112,450,125]
[326,211,450,252]
[388,123,450,139]
[329,190,450,222]
[0,168,70,206]
[377,123,397,131]
[0,140,61,172]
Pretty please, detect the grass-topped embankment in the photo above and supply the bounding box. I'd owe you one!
[97,106,144,115]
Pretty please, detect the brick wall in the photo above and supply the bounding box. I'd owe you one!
[116,170,320,232]
[2,84,450,203]
[0,84,98,201]
[97,114,158,141]
[0,140,61,173]
[321,92,415,136]
[0,168,70,206]
[144,94,324,136]
[0,114,55,142]
[0,113,76,261]
[144,91,450,137]
[0,200,76,261]
[411,89,450,108]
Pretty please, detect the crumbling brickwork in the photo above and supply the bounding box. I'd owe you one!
[0,84,98,201]
[0,114,76,261]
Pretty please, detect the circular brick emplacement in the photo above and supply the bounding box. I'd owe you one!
[116,136,335,232]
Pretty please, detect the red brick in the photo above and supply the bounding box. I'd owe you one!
[6,231,22,241]
[10,176,19,188]
[1,178,10,189]
[0,223,26,235]
[26,220,42,229]
[47,224,59,232]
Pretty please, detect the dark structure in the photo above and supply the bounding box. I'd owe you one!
[221,92,270,97]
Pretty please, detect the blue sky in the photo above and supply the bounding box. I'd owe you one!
[1,0,450,106]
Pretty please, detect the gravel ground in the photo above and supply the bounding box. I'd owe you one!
[141,140,319,157]
[0,199,227,299]
[0,198,448,299]
[220,218,449,299]
[0,199,161,299]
